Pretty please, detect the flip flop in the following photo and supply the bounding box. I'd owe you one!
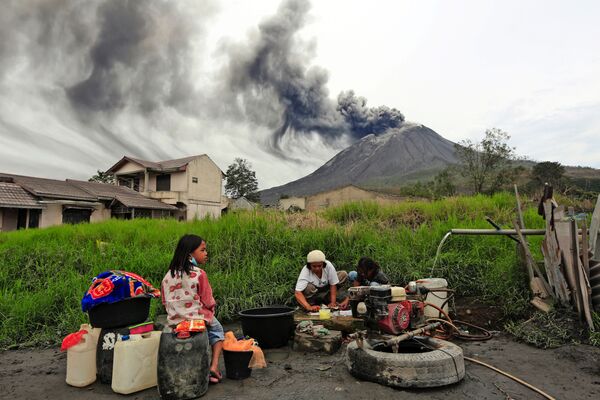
[209,370,221,384]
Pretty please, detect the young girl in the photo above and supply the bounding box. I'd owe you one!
[162,234,224,383]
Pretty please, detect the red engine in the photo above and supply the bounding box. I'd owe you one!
[349,286,426,335]
[377,300,425,334]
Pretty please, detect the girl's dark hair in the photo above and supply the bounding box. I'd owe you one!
[169,234,204,278]
[357,257,379,275]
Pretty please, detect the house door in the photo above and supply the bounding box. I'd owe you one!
[17,209,27,229]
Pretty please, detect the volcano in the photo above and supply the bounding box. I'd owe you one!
[259,123,458,205]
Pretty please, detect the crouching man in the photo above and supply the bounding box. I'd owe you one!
[294,250,350,312]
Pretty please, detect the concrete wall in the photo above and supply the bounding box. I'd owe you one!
[186,156,222,203]
[305,186,403,211]
[115,161,145,174]
[186,203,221,220]
[279,196,306,211]
[40,204,63,228]
[90,205,111,223]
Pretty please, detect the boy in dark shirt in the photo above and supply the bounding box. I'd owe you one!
[349,257,390,286]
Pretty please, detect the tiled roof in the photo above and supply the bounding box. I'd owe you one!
[0,182,41,208]
[155,156,199,170]
[0,173,96,201]
[68,179,179,211]
[108,155,202,173]
[114,193,179,210]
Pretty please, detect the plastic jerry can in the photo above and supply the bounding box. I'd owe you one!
[66,324,101,387]
[96,326,130,384]
[157,327,210,400]
[417,278,449,318]
[111,331,162,394]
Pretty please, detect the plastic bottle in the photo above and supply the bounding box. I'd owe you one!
[111,331,162,394]
[66,323,101,387]
[157,327,210,400]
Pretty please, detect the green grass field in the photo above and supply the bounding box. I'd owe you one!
[0,192,546,347]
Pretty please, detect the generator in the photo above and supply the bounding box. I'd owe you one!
[349,285,426,335]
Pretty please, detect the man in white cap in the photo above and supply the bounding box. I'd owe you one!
[294,250,349,312]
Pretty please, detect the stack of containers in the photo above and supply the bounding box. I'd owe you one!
[65,270,161,394]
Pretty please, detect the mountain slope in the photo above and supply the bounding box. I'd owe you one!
[260,123,458,205]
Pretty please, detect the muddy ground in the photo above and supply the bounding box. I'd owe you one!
[1,325,599,400]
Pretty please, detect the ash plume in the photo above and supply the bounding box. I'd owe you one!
[1,0,406,179]
[223,0,404,155]
[67,0,203,115]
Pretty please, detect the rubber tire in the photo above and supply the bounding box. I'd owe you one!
[345,336,465,388]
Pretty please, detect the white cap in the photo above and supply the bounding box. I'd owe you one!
[307,250,326,263]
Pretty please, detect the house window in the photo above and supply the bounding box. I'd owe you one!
[192,177,198,183]
[156,174,171,191]
[62,208,91,224]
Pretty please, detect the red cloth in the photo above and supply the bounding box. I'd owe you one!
[61,329,88,351]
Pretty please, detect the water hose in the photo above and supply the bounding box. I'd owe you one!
[420,302,552,398]
[464,356,556,400]
[423,302,492,341]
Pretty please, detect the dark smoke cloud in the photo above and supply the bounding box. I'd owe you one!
[223,0,404,154]
[337,91,405,137]
[0,0,214,166]
[1,0,405,172]
[67,0,204,115]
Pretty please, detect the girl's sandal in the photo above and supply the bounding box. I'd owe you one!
[209,370,221,384]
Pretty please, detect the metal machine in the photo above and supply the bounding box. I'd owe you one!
[349,285,426,335]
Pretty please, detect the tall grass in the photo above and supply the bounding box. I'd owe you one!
[0,192,542,347]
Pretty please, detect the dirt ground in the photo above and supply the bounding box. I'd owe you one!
[1,325,599,400]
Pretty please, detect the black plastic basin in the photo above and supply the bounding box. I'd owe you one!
[88,296,151,329]
[238,306,295,349]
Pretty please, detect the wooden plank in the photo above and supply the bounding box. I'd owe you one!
[514,221,552,298]
[542,200,570,304]
[569,211,594,330]
[555,207,583,315]
[582,220,590,280]
[531,296,552,313]
[589,195,600,260]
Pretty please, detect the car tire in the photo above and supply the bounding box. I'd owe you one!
[345,336,465,388]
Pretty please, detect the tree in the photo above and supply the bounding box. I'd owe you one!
[225,158,259,202]
[454,128,517,194]
[531,161,566,189]
[432,168,456,198]
[89,170,115,184]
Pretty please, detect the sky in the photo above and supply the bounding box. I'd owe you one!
[1,0,599,190]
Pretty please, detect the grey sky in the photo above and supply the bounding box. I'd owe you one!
[1,0,598,189]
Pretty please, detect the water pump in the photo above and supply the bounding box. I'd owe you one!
[349,285,425,335]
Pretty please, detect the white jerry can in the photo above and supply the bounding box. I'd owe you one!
[66,324,101,387]
[111,331,161,394]
[417,278,449,318]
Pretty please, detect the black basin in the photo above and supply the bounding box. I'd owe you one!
[88,296,151,329]
[238,306,295,349]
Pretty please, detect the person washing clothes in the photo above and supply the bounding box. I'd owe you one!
[161,234,224,384]
[294,250,350,312]
[349,257,390,287]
